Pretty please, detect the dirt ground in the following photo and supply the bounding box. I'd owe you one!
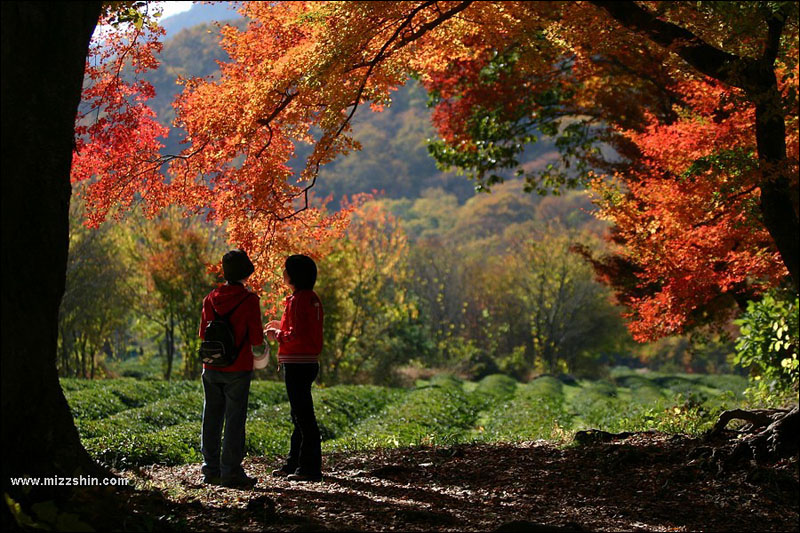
[113,432,799,532]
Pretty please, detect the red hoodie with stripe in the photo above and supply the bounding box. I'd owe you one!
[276,290,324,364]
[199,283,264,372]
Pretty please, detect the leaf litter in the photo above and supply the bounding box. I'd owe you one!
[118,432,798,532]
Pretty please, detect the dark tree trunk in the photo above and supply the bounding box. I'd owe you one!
[752,72,800,292]
[1,0,104,515]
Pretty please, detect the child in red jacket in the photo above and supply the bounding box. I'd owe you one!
[266,254,324,482]
[199,249,263,489]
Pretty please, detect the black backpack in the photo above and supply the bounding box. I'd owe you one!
[198,294,253,367]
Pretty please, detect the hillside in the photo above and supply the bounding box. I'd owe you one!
[146,4,560,205]
[159,2,241,38]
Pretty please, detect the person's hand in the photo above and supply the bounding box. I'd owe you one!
[266,328,278,342]
[253,350,269,370]
[267,320,281,329]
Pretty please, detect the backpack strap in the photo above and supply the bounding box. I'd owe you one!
[212,293,253,321]
[212,293,256,358]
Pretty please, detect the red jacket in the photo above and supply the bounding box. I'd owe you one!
[199,283,264,372]
[276,290,324,363]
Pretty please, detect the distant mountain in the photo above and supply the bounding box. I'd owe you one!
[160,2,242,38]
[145,2,560,205]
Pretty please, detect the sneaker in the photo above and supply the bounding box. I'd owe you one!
[201,466,221,485]
[203,474,223,485]
[221,473,258,489]
[271,466,295,477]
[287,472,323,482]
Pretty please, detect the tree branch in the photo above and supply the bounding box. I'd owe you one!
[590,1,751,90]
[278,0,474,222]
[763,7,786,65]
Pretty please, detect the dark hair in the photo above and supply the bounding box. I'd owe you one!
[285,254,317,290]
[222,249,254,282]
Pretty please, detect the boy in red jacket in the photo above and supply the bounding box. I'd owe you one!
[198,249,264,489]
[266,254,324,482]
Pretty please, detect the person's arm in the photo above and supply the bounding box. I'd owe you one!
[275,294,321,349]
[246,293,265,348]
[274,296,310,345]
[198,295,211,339]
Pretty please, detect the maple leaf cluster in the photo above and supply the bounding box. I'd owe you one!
[409,2,799,339]
[591,76,796,340]
[72,13,169,226]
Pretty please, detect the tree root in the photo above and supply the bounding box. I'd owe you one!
[702,405,799,472]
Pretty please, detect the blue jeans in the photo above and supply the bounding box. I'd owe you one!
[282,363,322,476]
[201,369,253,478]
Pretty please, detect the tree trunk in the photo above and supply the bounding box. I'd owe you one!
[81,335,89,378]
[752,70,800,292]
[1,0,105,517]
[166,313,175,381]
[59,327,71,377]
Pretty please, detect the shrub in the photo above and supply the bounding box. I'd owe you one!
[473,374,518,408]
[248,381,290,410]
[70,374,757,467]
[78,381,286,441]
[328,378,480,449]
[695,374,748,396]
[59,378,98,392]
[247,403,294,457]
[476,378,570,442]
[77,391,204,439]
[105,379,198,408]
[248,385,403,457]
[85,422,202,468]
[614,374,664,404]
[64,387,128,420]
[314,385,403,440]
[567,380,621,430]
[527,376,565,397]
[734,290,799,401]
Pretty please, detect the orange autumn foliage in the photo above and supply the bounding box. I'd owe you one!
[590,77,796,340]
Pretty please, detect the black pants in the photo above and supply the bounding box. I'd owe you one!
[201,369,253,478]
[282,362,322,476]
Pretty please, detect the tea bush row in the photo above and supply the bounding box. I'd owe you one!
[72,373,752,467]
[84,383,402,467]
[474,376,572,442]
[63,379,200,420]
[324,375,482,450]
[247,384,404,457]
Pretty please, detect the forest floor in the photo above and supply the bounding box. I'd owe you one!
[114,432,798,532]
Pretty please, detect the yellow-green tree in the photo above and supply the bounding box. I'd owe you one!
[124,208,226,379]
[505,226,629,374]
[315,197,427,384]
[58,191,135,378]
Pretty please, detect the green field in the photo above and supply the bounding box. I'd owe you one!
[61,371,748,468]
